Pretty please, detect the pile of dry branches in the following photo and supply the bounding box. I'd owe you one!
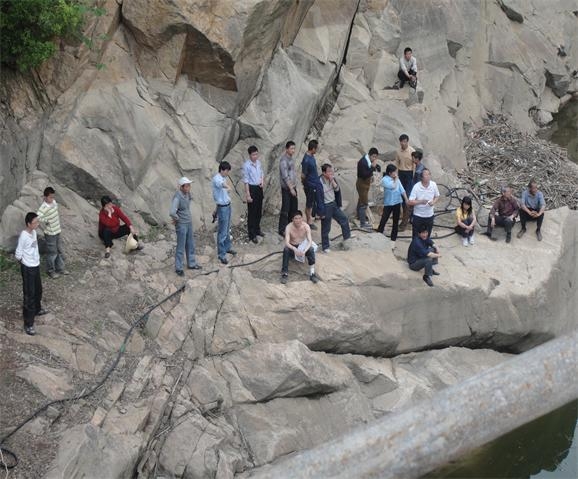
[458,116,578,210]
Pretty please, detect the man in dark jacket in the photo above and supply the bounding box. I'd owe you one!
[407,224,441,287]
[319,164,351,253]
[486,186,519,243]
[356,147,380,230]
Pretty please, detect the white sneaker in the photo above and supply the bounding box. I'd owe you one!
[468,234,475,245]
[391,241,396,250]
[462,237,469,247]
[323,249,331,254]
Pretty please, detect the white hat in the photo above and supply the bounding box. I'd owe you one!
[178,177,193,186]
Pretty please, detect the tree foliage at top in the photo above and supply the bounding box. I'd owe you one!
[0,0,86,72]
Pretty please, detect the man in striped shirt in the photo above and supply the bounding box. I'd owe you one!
[37,187,69,279]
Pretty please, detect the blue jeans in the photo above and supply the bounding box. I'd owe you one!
[321,202,351,251]
[175,222,197,271]
[217,205,232,260]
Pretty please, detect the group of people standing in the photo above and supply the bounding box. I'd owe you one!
[13,133,548,334]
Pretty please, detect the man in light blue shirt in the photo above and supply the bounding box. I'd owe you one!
[517,179,546,241]
[212,161,236,264]
[377,164,408,250]
[170,177,201,276]
[243,145,264,243]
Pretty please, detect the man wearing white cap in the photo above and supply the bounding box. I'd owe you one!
[170,177,201,276]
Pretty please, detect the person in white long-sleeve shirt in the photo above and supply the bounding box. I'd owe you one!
[14,212,47,335]
[397,47,418,89]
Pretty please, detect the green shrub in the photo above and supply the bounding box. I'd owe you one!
[0,0,85,71]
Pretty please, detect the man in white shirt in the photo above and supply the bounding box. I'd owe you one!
[14,212,47,335]
[408,169,440,238]
[396,47,418,89]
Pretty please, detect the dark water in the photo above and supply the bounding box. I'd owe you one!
[424,400,578,478]
[540,100,578,163]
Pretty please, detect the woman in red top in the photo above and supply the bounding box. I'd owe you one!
[98,196,141,258]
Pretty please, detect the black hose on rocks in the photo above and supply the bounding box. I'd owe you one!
[0,269,218,471]
[0,216,456,470]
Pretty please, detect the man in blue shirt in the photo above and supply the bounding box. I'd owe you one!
[517,179,545,241]
[377,164,408,250]
[243,145,265,244]
[407,224,441,287]
[212,161,237,264]
[301,139,323,230]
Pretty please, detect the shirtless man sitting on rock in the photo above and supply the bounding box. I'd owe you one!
[280,210,319,285]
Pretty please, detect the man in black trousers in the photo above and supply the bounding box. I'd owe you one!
[243,145,265,243]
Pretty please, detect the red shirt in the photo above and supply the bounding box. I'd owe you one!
[98,205,131,235]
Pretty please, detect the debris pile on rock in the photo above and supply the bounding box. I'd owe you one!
[459,115,578,209]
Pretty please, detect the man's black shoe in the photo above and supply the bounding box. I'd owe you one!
[423,275,434,287]
[219,257,228,265]
[37,309,48,316]
[257,231,265,238]
[506,234,511,244]
[176,270,184,277]
[432,270,440,276]
[250,237,258,244]
[280,274,288,285]
[188,265,202,270]
[227,249,237,256]
[25,326,36,336]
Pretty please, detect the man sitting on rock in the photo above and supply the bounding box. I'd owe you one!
[319,164,351,253]
[396,47,418,89]
[485,186,519,243]
[280,210,319,285]
[517,179,545,241]
[407,224,441,287]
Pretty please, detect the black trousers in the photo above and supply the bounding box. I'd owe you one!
[377,203,401,241]
[282,246,315,273]
[412,215,434,238]
[99,224,137,248]
[409,257,438,277]
[520,209,544,230]
[487,215,515,235]
[247,184,263,239]
[278,187,298,235]
[398,68,417,88]
[21,264,42,328]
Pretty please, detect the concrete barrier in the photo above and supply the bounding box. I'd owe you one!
[250,328,578,479]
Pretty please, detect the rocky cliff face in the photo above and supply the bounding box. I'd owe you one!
[1,1,578,478]
[1,0,577,249]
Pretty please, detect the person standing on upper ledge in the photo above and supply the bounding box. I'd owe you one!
[408,168,439,238]
[407,224,441,287]
[301,139,323,231]
[517,179,545,241]
[485,186,519,244]
[395,47,418,89]
[212,161,236,265]
[37,186,69,279]
[395,134,415,231]
[319,163,351,253]
[170,177,201,276]
[278,140,299,237]
[356,147,380,231]
[243,145,265,244]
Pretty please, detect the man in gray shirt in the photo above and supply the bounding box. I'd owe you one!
[517,179,546,241]
[278,140,299,236]
[319,164,351,252]
[170,177,201,276]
